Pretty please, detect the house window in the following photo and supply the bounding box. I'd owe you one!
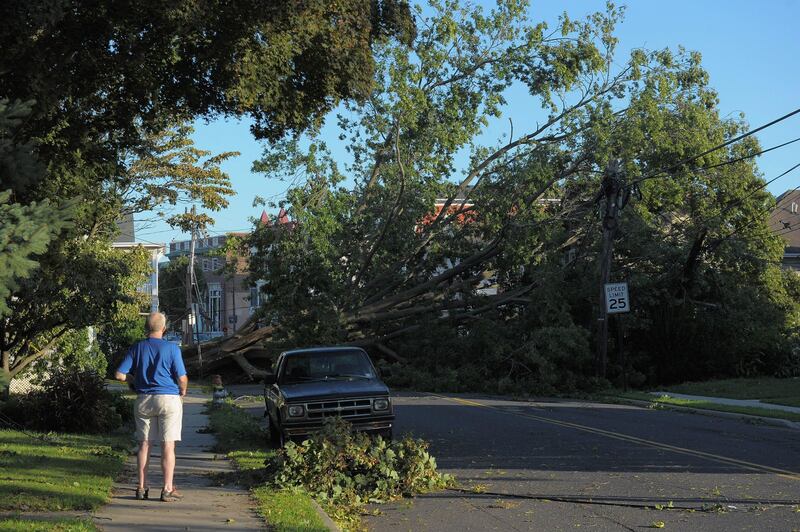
[202,259,209,271]
[792,202,798,214]
[249,281,266,310]
[207,283,222,332]
[249,287,261,309]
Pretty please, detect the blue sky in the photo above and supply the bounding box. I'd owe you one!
[134,0,800,247]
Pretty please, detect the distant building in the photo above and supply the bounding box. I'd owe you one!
[113,213,165,312]
[166,233,251,336]
[769,190,800,271]
[165,209,292,336]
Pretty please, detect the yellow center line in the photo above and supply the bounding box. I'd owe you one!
[432,394,800,482]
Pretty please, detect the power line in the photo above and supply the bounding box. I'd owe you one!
[701,136,800,171]
[706,161,800,246]
[115,230,166,247]
[135,228,182,236]
[689,160,800,237]
[774,223,800,239]
[633,106,800,185]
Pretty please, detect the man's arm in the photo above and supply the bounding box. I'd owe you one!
[177,375,188,397]
[116,347,136,388]
[115,370,137,392]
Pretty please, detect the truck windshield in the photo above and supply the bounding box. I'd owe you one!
[280,351,376,384]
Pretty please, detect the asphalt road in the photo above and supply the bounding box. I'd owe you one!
[362,393,800,532]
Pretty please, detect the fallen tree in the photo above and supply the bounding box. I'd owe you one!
[182,0,796,387]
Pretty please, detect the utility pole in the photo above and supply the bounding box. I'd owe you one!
[193,272,204,379]
[595,160,627,378]
[230,279,238,333]
[184,206,197,346]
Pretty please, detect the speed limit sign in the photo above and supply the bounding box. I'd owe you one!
[605,282,630,314]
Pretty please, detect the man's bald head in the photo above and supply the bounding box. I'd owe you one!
[146,312,167,337]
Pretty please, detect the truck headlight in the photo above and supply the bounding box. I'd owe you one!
[373,398,389,411]
[288,405,305,417]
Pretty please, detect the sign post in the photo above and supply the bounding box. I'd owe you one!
[604,282,630,390]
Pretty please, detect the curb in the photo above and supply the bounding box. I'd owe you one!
[310,499,341,532]
[603,397,800,430]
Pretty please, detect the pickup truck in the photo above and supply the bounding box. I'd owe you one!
[264,346,394,446]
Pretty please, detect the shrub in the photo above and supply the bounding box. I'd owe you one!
[14,367,131,434]
[26,329,109,384]
[266,418,453,522]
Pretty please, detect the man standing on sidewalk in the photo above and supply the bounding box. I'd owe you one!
[115,312,188,502]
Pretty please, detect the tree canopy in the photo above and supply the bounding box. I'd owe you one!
[208,0,799,389]
[0,0,416,384]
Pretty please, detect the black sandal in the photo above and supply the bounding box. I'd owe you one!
[135,487,149,500]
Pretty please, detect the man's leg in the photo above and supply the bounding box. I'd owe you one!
[158,395,183,500]
[161,440,176,492]
[137,440,151,490]
[133,395,153,493]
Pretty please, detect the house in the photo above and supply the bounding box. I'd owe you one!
[113,213,165,312]
[768,189,800,271]
[9,214,163,394]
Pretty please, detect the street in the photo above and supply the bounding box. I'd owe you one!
[363,393,800,531]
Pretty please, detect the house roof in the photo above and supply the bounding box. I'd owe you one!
[114,213,135,244]
[277,207,290,225]
[769,189,800,252]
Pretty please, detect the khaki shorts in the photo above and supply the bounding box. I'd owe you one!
[134,395,183,442]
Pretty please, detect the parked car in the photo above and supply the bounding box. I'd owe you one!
[163,332,182,347]
[263,347,394,446]
[196,331,224,343]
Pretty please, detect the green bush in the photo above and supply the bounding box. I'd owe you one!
[6,367,132,434]
[266,418,453,521]
[26,329,109,383]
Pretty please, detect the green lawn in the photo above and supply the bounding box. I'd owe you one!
[205,403,328,532]
[607,391,800,422]
[0,430,128,512]
[0,518,98,531]
[0,428,128,531]
[664,377,800,407]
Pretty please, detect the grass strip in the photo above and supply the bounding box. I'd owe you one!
[605,391,800,422]
[205,403,328,531]
[0,518,98,531]
[251,488,329,532]
[664,377,800,406]
[0,429,129,512]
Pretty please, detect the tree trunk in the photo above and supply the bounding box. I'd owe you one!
[1,349,9,400]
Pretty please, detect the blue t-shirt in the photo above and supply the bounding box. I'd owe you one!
[117,338,187,395]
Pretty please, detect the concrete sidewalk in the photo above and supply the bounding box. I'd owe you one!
[650,391,800,414]
[94,392,265,531]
